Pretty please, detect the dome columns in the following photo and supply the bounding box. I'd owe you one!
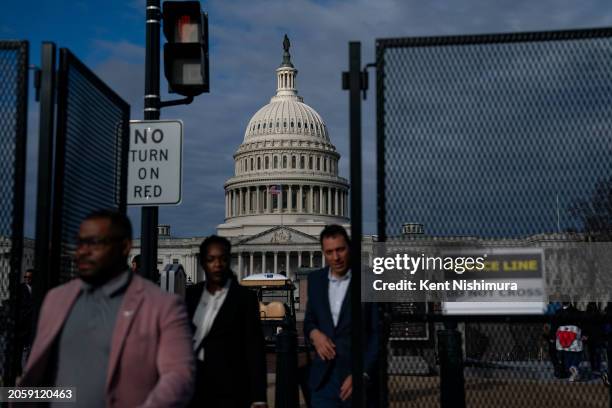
[276,66,298,97]
[233,151,340,176]
[233,249,327,278]
[224,183,349,220]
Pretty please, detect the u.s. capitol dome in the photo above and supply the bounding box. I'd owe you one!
[217,36,350,277]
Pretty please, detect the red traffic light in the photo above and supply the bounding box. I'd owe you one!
[162,1,209,96]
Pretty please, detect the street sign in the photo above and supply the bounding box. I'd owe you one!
[128,120,183,205]
[442,248,545,315]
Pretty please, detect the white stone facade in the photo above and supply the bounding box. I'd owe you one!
[131,228,203,283]
[129,225,334,284]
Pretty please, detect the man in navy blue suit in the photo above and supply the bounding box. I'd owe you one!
[304,224,379,407]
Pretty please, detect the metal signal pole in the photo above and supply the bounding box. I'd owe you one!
[141,0,161,281]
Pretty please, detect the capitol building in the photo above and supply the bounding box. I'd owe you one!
[131,37,350,283]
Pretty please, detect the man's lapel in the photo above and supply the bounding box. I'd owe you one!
[106,275,145,391]
[37,280,82,356]
[320,267,335,330]
[335,279,352,330]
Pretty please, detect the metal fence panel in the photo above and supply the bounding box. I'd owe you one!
[50,48,130,285]
[0,41,28,386]
[377,28,612,407]
[384,314,610,407]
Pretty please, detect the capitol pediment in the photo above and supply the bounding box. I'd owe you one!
[237,226,318,245]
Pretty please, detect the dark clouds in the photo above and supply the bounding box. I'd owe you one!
[22,0,612,237]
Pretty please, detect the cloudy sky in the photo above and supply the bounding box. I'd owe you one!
[3,0,612,238]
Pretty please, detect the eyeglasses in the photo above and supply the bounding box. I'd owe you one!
[76,236,123,248]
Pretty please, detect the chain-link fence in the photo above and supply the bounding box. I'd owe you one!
[49,48,130,285]
[376,28,612,407]
[384,314,610,408]
[0,41,28,386]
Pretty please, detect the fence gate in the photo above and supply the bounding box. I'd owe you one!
[46,48,130,286]
[376,28,612,407]
[0,41,28,386]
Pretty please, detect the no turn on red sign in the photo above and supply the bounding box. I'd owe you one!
[128,120,183,206]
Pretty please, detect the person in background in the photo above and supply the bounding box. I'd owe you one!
[552,302,588,382]
[304,224,379,407]
[586,302,607,383]
[544,300,563,378]
[131,254,141,274]
[19,209,195,407]
[16,268,34,373]
[185,235,267,408]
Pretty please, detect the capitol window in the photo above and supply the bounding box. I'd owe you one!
[309,156,313,169]
[274,156,278,169]
[257,157,261,169]
[284,121,287,128]
[292,156,296,168]
[291,121,294,128]
[316,157,320,170]
[300,156,305,168]
[297,122,301,128]
[283,156,287,168]
[265,157,269,169]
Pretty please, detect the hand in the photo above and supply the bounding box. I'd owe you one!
[340,375,352,401]
[310,329,336,361]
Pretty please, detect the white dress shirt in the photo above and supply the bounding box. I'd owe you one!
[328,269,351,327]
[192,280,231,361]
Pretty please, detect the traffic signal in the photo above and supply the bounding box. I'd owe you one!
[162,1,209,96]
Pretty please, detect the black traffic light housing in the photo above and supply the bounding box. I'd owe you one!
[162,1,209,96]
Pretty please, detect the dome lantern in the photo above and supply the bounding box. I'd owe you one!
[275,34,298,98]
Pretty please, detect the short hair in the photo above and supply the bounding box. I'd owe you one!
[199,235,231,265]
[319,224,351,246]
[25,268,34,274]
[83,209,132,241]
[132,254,141,267]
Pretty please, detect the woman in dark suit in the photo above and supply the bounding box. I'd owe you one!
[186,235,268,408]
